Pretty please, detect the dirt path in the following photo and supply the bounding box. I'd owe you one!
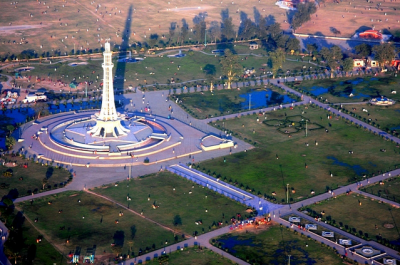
[84,190,191,238]
[15,206,66,258]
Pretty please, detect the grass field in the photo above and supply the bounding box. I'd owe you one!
[0,155,71,198]
[341,103,400,133]
[305,194,400,243]
[145,247,234,265]
[175,85,298,119]
[18,191,179,260]
[93,171,248,236]
[214,224,345,265]
[12,51,317,90]
[2,208,68,265]
[293,75,400,104]
[195,105,400,203]
[361,176,400,203]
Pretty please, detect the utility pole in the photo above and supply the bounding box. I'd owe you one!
[204,27,207,47]
[286,183,289,204]
[85,82,88,98]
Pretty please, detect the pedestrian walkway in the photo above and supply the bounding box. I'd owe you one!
[167,164,282,215]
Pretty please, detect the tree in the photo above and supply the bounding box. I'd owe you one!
[208,21,221,43]
[320,45,343,77]
[306,44,318,56]
[372,43,396,69]
[343,57,354,75]
[169,22,176,42]
[2,197,13,208]
[219,49,242,89]
[203,64,217,92]
[32,102,49,119]
[194,21,206,43]
[5,136,16,150]
[180,23,189,44]
[239,19,256,39]
[148,34,159,48]
[354,43,372,58]
[267,23,282,38]
[42,178,48,190]
[6,125,15,134]
[221,17,235,41]
[273,34,289,49]
[257,15,268,39]
[173,215,182,226]
[269,49,286,78]
[130,225,136,240]
[291,2,317,31]
[285,38,300,53]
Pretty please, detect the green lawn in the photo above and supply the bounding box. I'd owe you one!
[2,207,68,265]
[361,176,400,203]
[341,103,400,133]
[0,155,71,198]
[175,85,298,119]
[196,105,400,203]
[145,247,234,265]
[93,171,248,236]
[213,225,345,265]
[293,75,400,103]
[18,191,178,258]
[14,50,319,91]
[304,194,400,245]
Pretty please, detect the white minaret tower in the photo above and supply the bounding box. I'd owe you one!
[88,42,129,137]
[98,42,118,121]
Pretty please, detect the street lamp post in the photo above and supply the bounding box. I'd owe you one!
[288,255,291,265]
[286,183,289,204]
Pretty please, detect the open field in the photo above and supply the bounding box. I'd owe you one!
[305,194,400,244]
[1,208,68,265]
[292,75,400,104]
[196,105,400,203]
[0,155,71,198]
[214,224,345,264]
[0,0,290,56]
[298,0,400,37]
[175,85,298,119]
[341,103,400,133]
[145,247,235,265]
[18,191,179,260]
[361,176,400,203]
[11,52,317,90]
[93,171,248,236]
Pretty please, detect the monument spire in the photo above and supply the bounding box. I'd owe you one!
[98,42,118,121]
[88,42,129,137]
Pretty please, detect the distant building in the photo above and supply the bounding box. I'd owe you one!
[353,59,365,67]
[359,30,383,40]
[275,0,305,10]
[391,59,400,70]
[249,42,259,50]
[367,56,379,67]
[83,248,95,264]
